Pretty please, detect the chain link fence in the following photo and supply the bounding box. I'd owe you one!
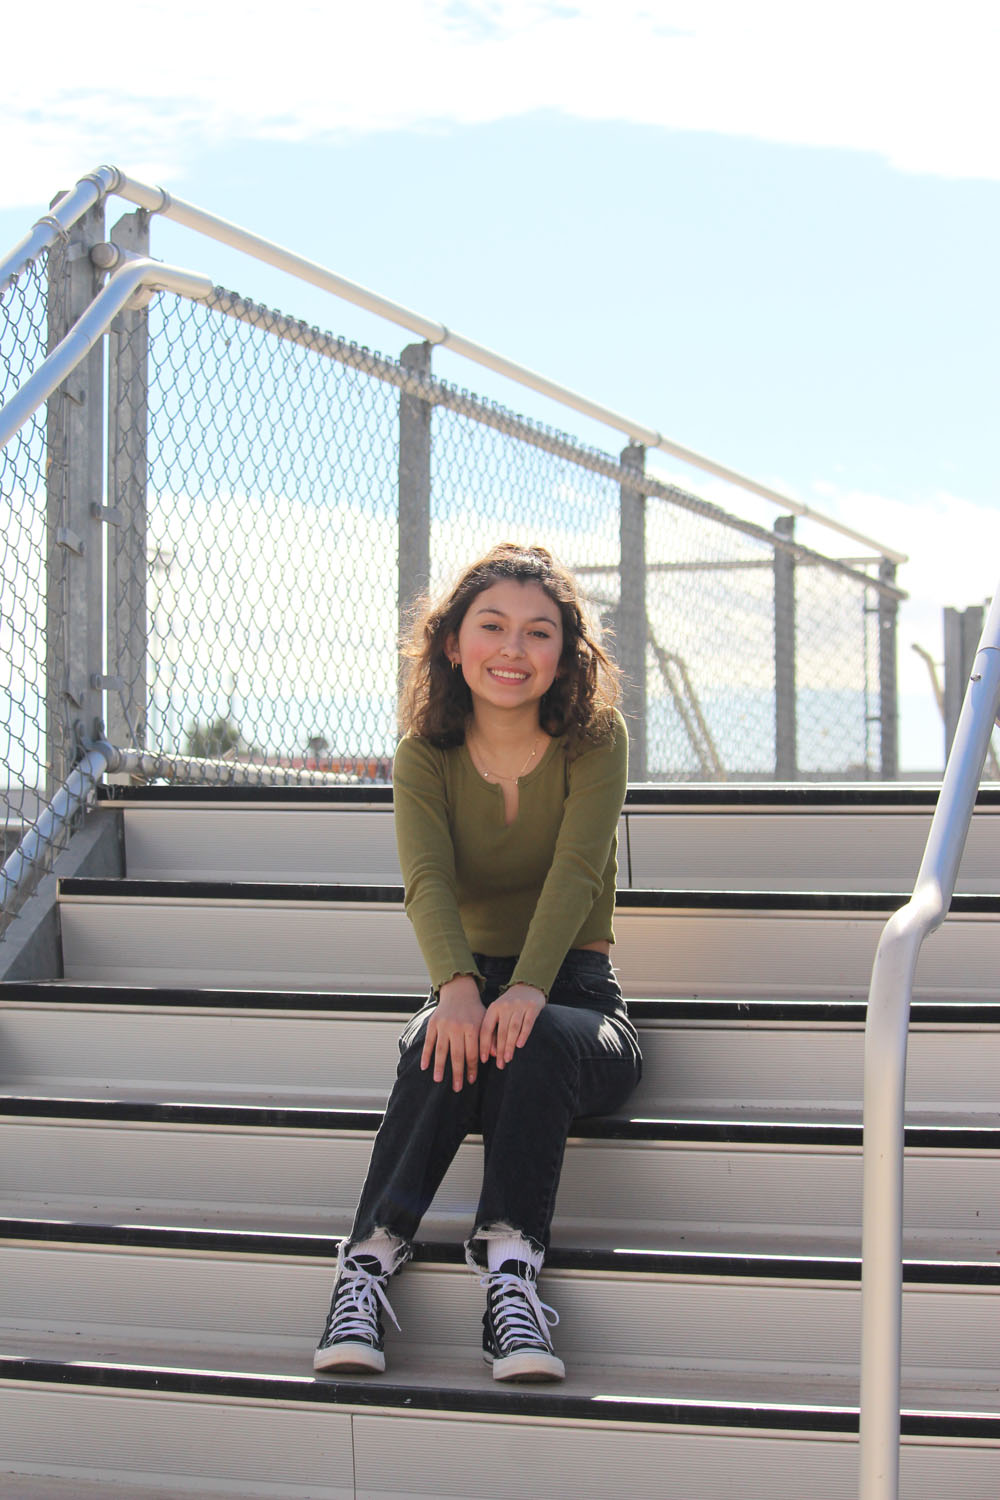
[1,196,906,934]
[0,248,52,857]
[133,293,402,777]
[129,286,896,783]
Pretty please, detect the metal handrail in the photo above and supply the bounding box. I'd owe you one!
[0,165,120,293]
[858,585,1000,1500]
[1,166,906,566]
[0,257,213,451]
[0,742,117,914]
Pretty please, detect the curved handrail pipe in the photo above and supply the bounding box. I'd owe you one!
[0,742,116,912]
[0,257,213,453]
[1,167,906,565]
[858,584,1000,1500]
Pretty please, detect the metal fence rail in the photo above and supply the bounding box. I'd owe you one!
[0,179,905,933]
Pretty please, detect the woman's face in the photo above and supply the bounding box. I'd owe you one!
[448,578,564,717]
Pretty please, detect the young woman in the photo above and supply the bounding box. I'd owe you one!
[314,542,642,1383]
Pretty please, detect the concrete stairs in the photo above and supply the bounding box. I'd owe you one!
[1,783,999,1498]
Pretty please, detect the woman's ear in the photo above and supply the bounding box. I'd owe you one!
[445,632,460,667]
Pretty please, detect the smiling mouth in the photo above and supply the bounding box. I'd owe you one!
[488,668,529,682]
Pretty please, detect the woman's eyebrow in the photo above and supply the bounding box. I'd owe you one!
[473,605,560,626]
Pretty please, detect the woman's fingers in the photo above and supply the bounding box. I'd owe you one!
[421,997,485,1090]
[483,987,545,1067]
[419,1018,437,1075]
[425,988,544,1079]
[499,1003,536,1064]
[479,1006,499,1065]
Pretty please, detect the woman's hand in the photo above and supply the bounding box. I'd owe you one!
[421,975,486,1091]
[480,983,546,1068]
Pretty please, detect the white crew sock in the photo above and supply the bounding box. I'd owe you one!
[485,1232,544,1274]
[346,1229,406,1276]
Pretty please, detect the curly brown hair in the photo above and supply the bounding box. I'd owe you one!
[399,543,622,754]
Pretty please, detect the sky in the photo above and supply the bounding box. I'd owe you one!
[3,0,999,771]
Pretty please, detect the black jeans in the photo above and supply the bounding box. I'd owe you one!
[347,949,643,1264]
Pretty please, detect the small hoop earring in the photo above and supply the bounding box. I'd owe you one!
[451,660,460,671]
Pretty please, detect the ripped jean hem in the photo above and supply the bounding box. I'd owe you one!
[464,1220,546,1272]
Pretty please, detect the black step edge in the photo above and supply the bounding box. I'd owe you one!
[0,1351,858,1431]
[1,1352,996,1439]
[53,877,1000,913]
[97,781,1000,810]
[4,1217,998,1288]
[5,981,1000,1027]
[99,783,395,806]
[5,1093,1000,1149]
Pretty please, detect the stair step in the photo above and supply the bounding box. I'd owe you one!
[4,1106,1000,1254]
[4,1240,1000,1394]
[0,1378,358,1500]
[8,1376,1000,1500]
[4,1243,1000,1500]
[122,804,403,884]
[7,784,999,1497]
[6,1217,1000,1284]
[624,803,1000,893]
[4,987,1000,1118]
[55,881,1000,998]
[0,1474,257,1500]
[101,781,1000,894]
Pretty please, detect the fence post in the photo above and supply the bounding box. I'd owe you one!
[773,515,797,779]
[879,561,900,779]
[106,208,150,755]
[398,342,432,647]
[943,603,983,761]
[619,443,647,781]
[45,194,106,793]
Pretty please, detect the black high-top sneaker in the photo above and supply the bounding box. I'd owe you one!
[314,1250,400,1374]
[481,1259,565,1382]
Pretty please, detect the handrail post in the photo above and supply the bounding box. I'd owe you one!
[878,559,899,779]
[397,341,432,649]
[106,208,151,754]
[858,910,917,1500]
[774,515,797,779]
[45,194,106,793]
[943,604,984,759]
[858,585,1000,1500]
[619,443,647,780]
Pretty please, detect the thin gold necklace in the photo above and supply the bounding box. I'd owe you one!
[467,732,541,784]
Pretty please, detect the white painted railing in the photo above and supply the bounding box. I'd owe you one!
[858,584,1000,1500]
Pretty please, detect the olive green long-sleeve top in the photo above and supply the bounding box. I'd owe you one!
[392,709,628,997]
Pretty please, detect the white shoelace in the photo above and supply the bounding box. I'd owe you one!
[482,1267,559,1351]
[327,1254,401,1343]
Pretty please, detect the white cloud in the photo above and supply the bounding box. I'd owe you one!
[4,0,999,211]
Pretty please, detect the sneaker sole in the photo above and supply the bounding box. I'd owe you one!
[313,1341,386,1375]
[486,1349,566,1383]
